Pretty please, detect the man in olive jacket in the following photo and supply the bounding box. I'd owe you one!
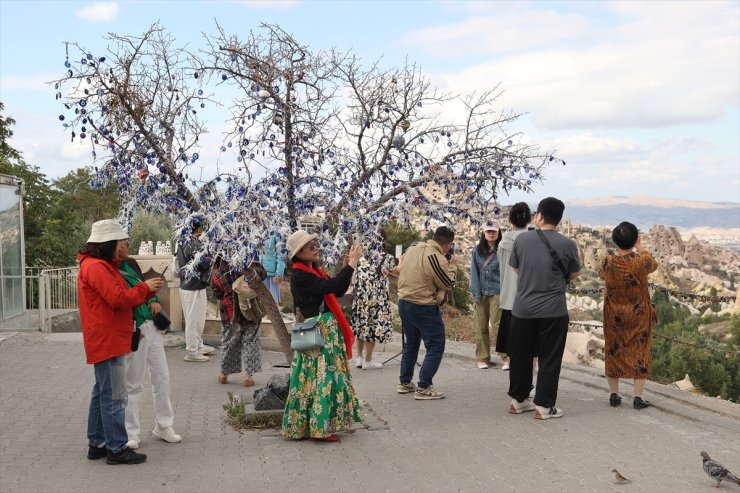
[397,226,457,400]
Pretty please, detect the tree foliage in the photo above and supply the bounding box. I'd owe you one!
[650,293,739,402]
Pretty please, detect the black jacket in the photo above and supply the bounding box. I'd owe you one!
[291,265,354,319]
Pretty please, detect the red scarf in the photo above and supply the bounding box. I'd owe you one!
[292,261,354,358]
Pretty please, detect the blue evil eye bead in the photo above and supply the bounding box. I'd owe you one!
[58,115,65,121]
[221,74,228,81]
[192,153,199,161]
[99,57,106,63]
[194,72,199,79]
[197,89,203,96]
[508,140,513,145]
[549,156,554,161]
[79,99,87,107]
[86,53,93,60]
[220,146,226,152]
[64,60,71,68]
[81,58,87,65]
[200,103,205,108]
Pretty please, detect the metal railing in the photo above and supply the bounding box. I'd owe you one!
[38,267,79,333]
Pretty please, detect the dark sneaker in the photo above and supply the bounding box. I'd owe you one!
[609,393,622,407]
[534,406,564,420]
[396,382,416,394]
[414,386,445,400]
[633,397,652,410]
[106,447,147,465]
[87,445,108,460]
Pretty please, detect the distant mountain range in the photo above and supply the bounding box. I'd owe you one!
[560,196,740,230]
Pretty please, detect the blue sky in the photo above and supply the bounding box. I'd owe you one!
[1,0,738,205]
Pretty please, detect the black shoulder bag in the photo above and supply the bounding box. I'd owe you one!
[536,230,570,284]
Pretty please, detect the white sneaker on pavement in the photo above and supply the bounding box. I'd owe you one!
[184,352,210,362]
[152,425,182,443]
[198,346,214,355]
[508,398,536,414]
[362,360,383,370]
[534,405,564,420]
[126,436,140,449]
[355,356,364,368]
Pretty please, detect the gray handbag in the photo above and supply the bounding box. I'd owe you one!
[290,318,324,352]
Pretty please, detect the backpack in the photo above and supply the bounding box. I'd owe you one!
[232,275,267,322]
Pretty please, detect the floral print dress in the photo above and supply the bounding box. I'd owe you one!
[282,313,361,439]
[599,251,658,379]
[350,254,396,343]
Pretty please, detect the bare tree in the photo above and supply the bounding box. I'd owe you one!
[54,23,564,363]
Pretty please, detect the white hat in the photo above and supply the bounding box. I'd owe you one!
[287,230,318,258]
[86,219,129,243]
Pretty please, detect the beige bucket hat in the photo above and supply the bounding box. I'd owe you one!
[86,219,129,243]
[287,230,318,258]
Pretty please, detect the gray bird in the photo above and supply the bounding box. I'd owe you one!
[611,469,632,485]
[701,451,740,487]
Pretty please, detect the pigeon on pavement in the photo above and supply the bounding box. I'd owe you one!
[611,469,632,485]
[701,451,740,487]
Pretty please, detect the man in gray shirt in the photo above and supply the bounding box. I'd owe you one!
[507,197,580,419]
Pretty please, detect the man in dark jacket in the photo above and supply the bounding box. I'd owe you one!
[177,219,213,362]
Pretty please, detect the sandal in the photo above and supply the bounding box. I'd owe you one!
[243,375,255,387]
[311,434,341,442]
[217,375,227,384]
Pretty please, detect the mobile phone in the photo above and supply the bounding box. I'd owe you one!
[353,233,362,246]
[160,265,169,279]
[445,243,455,260]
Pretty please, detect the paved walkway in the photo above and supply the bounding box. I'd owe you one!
[1,331,738,493]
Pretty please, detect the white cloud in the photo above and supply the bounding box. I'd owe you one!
[0,75,55,91]
[402,10,592,57]
[75,2,119,23]
[410,1,740,130]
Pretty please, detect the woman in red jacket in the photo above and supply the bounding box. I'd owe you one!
[77,220,163,465]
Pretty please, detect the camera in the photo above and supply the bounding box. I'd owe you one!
[445,242,455,260]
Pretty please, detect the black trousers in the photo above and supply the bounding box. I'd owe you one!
[507,314,569,408]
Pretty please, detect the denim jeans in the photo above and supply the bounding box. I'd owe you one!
[399,300,446,389]
[87,355,129,453]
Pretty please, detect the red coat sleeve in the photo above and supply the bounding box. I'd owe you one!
[86,262,153,309]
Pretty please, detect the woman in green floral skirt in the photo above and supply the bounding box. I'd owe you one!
[283,230,363,443]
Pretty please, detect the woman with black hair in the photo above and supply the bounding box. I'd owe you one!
[77,220,164,465]
[599,221,658,410]
[497,202,533,371]
[469,220,503,369]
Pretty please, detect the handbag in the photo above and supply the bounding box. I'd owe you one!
[131,327,141,352]
[290,318,324,352]
[232,275,268,322]
[153,309,171,330]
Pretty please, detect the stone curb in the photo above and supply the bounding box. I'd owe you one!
[260,334,739,425]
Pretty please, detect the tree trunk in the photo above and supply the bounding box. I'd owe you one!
[248,277,293,363]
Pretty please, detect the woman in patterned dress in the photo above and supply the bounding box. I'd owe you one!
[350,229,400,370]
[282,230,363,442]
[210,259,265,387]
[599,222,658,410]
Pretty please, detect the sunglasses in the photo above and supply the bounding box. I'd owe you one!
[305,241,320,251]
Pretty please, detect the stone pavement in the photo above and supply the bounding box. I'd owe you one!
[1,331,738,493]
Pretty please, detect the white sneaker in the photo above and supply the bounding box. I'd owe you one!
[126,436,140,449]
[535,405,564,420]
[198,346,214,355]
[508,398,536,414]
[184,352,210,362]
[152,425,182,443]
[362,360,383,370]
[355,356,364,368]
